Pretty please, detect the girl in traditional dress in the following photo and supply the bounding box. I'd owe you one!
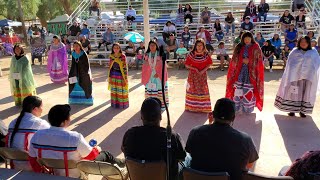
[108,43,129,108]
[142,40,169,110]
[68,41,93,105]
[47,36,68,83]
[226,31,264,113]
[275,36,320,117]
[185,38,212,113]
[9,45,36,106]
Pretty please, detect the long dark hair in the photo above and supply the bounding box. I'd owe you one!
[234,31,256,54]
[13,44,24,56]
[297,36,312,51]
[10,96,42,147]
[272,34,280,41]
[111,43,123,54]
[191,38,208,53]
[146,40,160,53]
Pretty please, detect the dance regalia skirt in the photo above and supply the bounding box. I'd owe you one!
[109,70,129,108]
[69,82,93,105]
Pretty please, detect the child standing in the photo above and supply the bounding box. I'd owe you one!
[281,44,290,68]
[176,42,189,69]
[216,41,230,71]
[181,26,191,49]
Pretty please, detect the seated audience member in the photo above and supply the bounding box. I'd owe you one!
[122,97,186,180]
[255,32,265,47]
[153,36,167,49]
[295,9,306,31]
[29,104,124,178]
[31,37,46,65]
[125,41,136,68]
[89,0,100,17]
[186,98,259,180]
[257,0,269,22]
[135,42,145,70]
[0,121,7,162]
[281,44,290,68]
[270,33,282,59]
[184,4,193,23]
[285,24,298,50]
[165,33,178,59]
[3,39,13,56]
[80,23,90,39]
[176,42,189,68]
[80,35,91,54]
[97,28,114,51]
[307,31,315,40]
[283,151,320,180]
[196,26,212,45]
[225,12,235,34]
[243,1,257,22]
[162,21,176,42]
[181,26,191,48]
[177,4,184,24]
[216,41,229,71]
[8,96,50,170]
[68,22,81,42]
[241,16,254,32]
[261,40,276,72]
[213,19,224,42]
[201,7,211,24]
[279,10,295,32]
[292,0,305,12]
[125,6,136,22]
[234,31,244,48]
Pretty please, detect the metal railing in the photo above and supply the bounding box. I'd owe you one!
[305,0,320,32]
[68,0,90,26]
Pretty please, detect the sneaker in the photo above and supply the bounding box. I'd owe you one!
[220,68,224,71]
[269,69,273,72]
[288,112,295,116]
[299,112,307,118]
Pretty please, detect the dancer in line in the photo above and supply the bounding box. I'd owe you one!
[226,31,264,113]
[9,45,36,106]
[68,41,93,105]
[47,36,68,83]
[275,36,320,117]
[108,43,129,108]
[185,38,212,113]
[142,40,169,110]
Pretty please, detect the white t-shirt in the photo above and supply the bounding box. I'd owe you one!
[216,48,227,55]
[163,25,176,33]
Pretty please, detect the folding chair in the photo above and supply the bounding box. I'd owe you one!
[0,147,29,169]
[37,158,79,178]
[77,160,128,180]
[243,171,294,180]
[125,157,166,180]
[182,167,230,180]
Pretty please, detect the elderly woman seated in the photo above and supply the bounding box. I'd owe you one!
[30,37,46,65]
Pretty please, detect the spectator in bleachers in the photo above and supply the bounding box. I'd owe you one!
[125,41,136,68]
[30,37,46,65]
[29,104,125,178]
[257,0,269,22]
[62,35,71,57]
[216,41,229,71]
[225,12,235,35]
[262,40,276,72]
[80,35,91,54]
[97,28,114,51]
[135,42,145,70]
[243,0,257,22]
[196,26,212,46]
[177,4,184,24]
[285,24,298,50]
[279,10,295,32]
[270,33,282,59]
[241,16,254,32]
[162,21,176,42]
[80,23,90,39]
[255,32,265,47]
[295,9,306,31]
[181,26,191,49]
[292,0,305,12]
[213,19,224,42]
[201,7,211,24]
[281,45,290,68]
[89,0,100,17]
[8,96,50,171]
[68,21,81,42]
[234,31,244,47]
[186,98,259,180]
[184,4,193,23]
[122,97,186,180]
[165,33,178,59]
[176,42,188,69]
[125,5,136,22]
[153,36,166,49]
[307,31,315,40]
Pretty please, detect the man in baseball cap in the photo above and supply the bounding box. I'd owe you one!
[186,98,259,180]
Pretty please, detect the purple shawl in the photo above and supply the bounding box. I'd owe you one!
[47,43,68,75]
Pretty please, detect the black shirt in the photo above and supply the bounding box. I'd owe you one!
[241,22,254,31]
[186,123,259,180]
[261,45,275,57]
[280,14,295,24]
[225,17,235,24]
[214,23,222,31]
[69,25,81,36]
[125,46,136,57]
[122,125,186,180]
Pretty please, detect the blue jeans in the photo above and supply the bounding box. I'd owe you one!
[215,32,224,41]
[268,56,274,69]
[258,12,267,22]
[183,40,189,49]
[225,23,235,34]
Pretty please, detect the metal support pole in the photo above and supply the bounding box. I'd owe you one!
[143,0,150,48]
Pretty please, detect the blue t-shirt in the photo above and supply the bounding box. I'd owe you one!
[81,28,90,35]
[286,30,297,41]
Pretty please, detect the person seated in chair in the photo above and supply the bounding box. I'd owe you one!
[186,98,259,180]
[165,33,178,60]
[122,97,186,180]
[135,42,145,70]
[80,35,91,54]
[162,21,176,42]
[29,104,125,178]
[89,0,100,17]
[97,28,114,51]
[125,41,136,68]
[176,42,188,69]
[31,37,46,65]
[125,6,136,23]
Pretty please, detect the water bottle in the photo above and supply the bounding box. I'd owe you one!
[89,139,97,147]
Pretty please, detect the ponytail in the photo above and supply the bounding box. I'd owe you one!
[9,111,25,147]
